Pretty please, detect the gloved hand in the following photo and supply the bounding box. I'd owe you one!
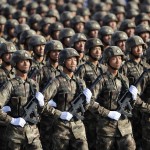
[83,88,92,104]
[10,117,26,127]
[60,111,73,121]
[129,85,138,100]
[35,92,44,107]
[48,99,57,107]
[2,106,11,113]
[108,111,121,121]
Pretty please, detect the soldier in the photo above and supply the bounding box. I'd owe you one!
[111,31,128,54]
[119,19,135,38]
[84,20,100,38]
[75,38,107,150]
[48,22,64,40]
[0,15,6,39]
[0,42,16,150]
[46,9,60,23]
[28,35,46,79]
[37,4,49,17]
[26,2,38,15]
[121,36,150,150]
[37,40,63,150]
[43,48,92,150]
[69,33,88,66]
[77,8,91,22]
[59,28,75,48]
[0,50,44,150]
[88,46,137,150]
[99,26,114,49]
[70,15,85,33]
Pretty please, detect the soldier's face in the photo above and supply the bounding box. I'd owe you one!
[90,46,102,60]
[75,22,84,33]
[108,21,117,30]
[109,55,122,70]
[125,28,135,37]
[89,30,99,38]
[65,57,77,72]
[103,34,112,45]
[116,40,126,52]
[34,45,45,57]
[140,32,150,43]
[132,45,143,58]
[49,50,60,62]
[2,52,13,63]
[17,59,30,73]
[74,41,86,53]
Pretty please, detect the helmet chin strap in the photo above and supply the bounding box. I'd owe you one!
[108,62,118,71]
[131,51,143,59]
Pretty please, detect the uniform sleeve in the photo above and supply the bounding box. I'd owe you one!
[0,81,13,123]
[43,78,62,118]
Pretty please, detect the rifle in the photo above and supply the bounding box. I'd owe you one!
[117,69,150,117]
[23,79,52,124]
[67,74,103,121]
[28,67,38,79]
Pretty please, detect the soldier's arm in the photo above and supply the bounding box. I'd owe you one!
[0,81,13,123]
[43,78,62,117]
[75,64,86,79]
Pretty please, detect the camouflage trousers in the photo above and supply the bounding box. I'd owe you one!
[0,123,7,150]
[96,134,136,150]
[141,114,150,150]
[83,112,97,150]
[6,124,42,150]
[39,115,55,150]
[51,119,88,150]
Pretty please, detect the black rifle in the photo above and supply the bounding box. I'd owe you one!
[28,67,38,79]
[67,74,103,121]
[117,69,150,117]
[23,79,52,124]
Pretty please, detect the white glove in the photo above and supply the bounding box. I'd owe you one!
[60,111,73,121]
[48,99,57,107]
[2,106,11,113]
[35,92,44,107]
[10,117,26,127]
[129,85,138,100]
[83,88,92,104]
[108,111,121,121]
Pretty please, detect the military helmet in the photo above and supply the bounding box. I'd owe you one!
[126,9,139,19]
[45,40,63,54]
[17,0,28,10]
[60,11,73,23]
[28,35,46,50]
[14,24,30,37]
[46,9,60,20]
[70,33,87,47]
[0,15,6,24]
[85,38,104,54]
[70,15,85,26]
[135,24,150,35]
[0,42,17,57]
[11,50,32,67]
[28,14,42,26]
[111,31,128,46]
[45,0,56,5]
[102,13,118,25]
[126,35,145,51]
[126,2,139,10]
[92,11,107,22]
[0,37,6,44]
[13,10,28,20]
[49,22,64,34]
[20,29,36,44]
[103,46,124,62]
[39,17,52,30]
[95,3,107,12]
[84,20,100,32]
[5,19,19,30]
[26,2,38,12]
[135,13,150,25]
[64,3,77,12]
[112,6,125,14]
[77,8,91,16]
[119,19,136,31]
[37,4,49,14]
[59,28,75,41]
[99,26,114,39]
[3,5,16,18]
[59,48,79,66]
[113,0,126,6]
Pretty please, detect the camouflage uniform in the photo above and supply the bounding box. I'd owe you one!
[121,36,150,150]
[37,40,63,150]
[43,48,89,150]
[88,46,136,150]
[0,42,16,150]
[75,38,107,150]
[0,50,42,150]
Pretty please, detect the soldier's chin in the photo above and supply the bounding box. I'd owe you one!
[134,54,143,58]
[21,70,29,73]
